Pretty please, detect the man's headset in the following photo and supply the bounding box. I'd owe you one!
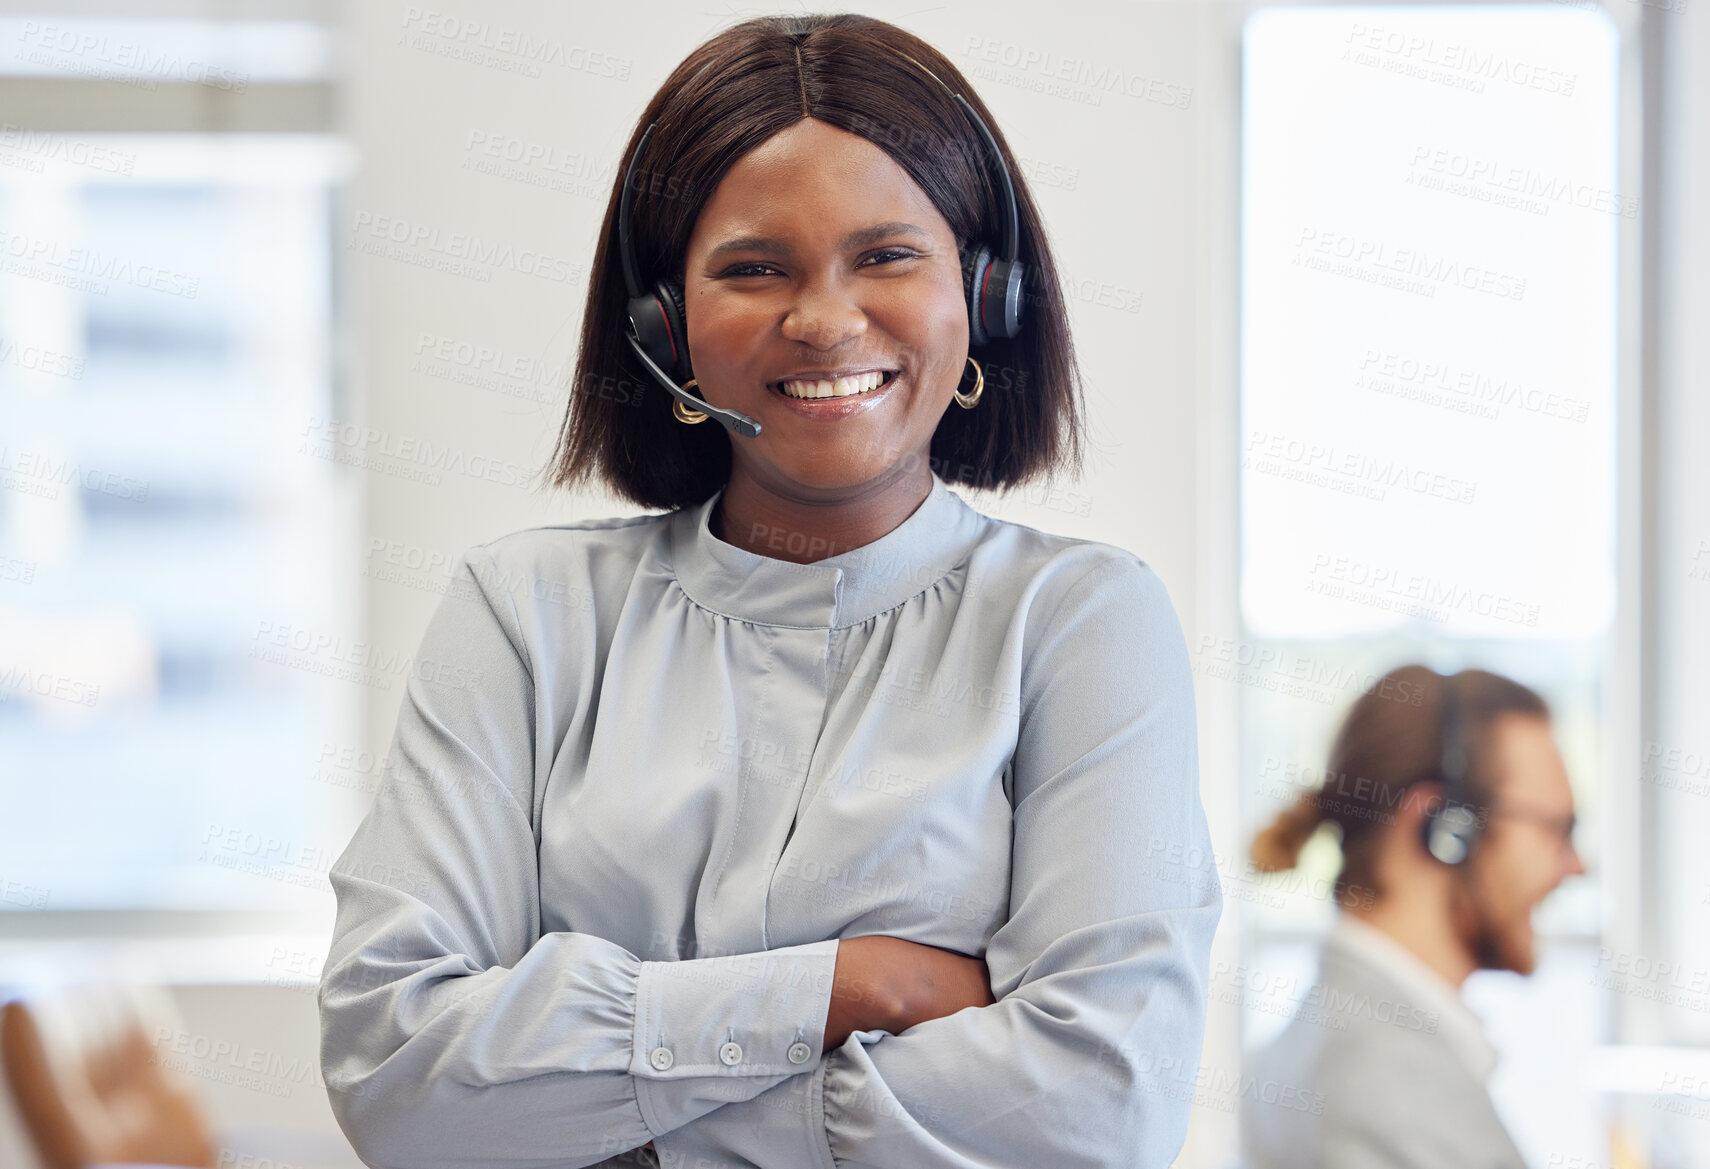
[615,71,1026,440]
[1421,671,1485,866]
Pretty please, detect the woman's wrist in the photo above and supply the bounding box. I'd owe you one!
[825,937,902,1048]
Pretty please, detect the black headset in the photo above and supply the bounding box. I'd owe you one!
[615,82,1026,440]
[1421,671,1484,866]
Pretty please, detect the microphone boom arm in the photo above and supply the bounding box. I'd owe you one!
[624,329,761,439]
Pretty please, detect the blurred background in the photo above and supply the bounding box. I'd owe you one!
[0,1,1703,1166]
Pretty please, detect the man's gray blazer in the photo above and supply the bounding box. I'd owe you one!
[1239,934,1528,1169]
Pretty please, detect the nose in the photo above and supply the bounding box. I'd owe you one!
[1565,840,1587,877]
[779,278,869,351]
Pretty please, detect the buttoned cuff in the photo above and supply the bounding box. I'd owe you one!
[630,938,839,1079]
[629,938,839,1136]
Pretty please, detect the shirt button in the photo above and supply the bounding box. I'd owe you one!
[787,1042,812,1064]
[649,1046,674,1071]
[718,1041,743,1066]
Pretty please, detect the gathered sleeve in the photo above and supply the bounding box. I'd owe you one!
[660,554,1222,1168]
[317,547,840,1169]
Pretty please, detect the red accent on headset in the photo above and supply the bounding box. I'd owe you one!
[653,299,679,365]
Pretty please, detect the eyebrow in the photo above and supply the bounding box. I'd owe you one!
[706,221,930,262]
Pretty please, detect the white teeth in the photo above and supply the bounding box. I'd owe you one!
[778,370,890,399]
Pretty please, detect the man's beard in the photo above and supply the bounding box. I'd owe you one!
[1450,865,1534,975]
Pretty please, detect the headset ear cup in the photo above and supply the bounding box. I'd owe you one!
[1423,811,1452,865]
[980,257,1025,342]
[967,247,994,346]
[1424,803,1480,865]
[655,279,691,381]
[626,291,679,383]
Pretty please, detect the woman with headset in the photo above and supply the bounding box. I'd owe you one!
[318,14,1219,1168]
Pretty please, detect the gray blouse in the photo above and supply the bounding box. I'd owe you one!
[318,469,1221,1169]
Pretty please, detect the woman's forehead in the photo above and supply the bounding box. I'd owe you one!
[687,120,950,249]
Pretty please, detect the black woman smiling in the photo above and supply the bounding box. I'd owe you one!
[318,14,1220,1169]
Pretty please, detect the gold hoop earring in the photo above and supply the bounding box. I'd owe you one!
[953,356,984,409]
[672,379,708,425]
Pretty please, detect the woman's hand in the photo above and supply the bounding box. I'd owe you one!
[824,936,993,1050]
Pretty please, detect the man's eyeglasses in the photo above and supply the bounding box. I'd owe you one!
[1487,803,1578,849]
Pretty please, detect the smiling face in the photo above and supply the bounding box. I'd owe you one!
[678,116,970,498]
[1457,713,1587,975]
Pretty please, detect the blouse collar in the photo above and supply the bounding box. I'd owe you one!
[667,470,989,630]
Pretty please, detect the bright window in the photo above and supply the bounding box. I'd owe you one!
[1239,6,1620,1163]
[0,132,354,915]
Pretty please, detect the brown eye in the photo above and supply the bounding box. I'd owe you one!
[862,248,918,266]
[724,263,780,277]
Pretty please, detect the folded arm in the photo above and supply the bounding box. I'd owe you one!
[659,555,1223,1168]
[317,549,839,1169]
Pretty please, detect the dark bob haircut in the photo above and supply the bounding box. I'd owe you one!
[542,12,1087,512]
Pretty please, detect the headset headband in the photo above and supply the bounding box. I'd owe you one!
[1422,671,1482,866]
[1438,672,1469,803]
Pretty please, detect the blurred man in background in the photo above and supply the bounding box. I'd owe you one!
[1240,665,1586,1169]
